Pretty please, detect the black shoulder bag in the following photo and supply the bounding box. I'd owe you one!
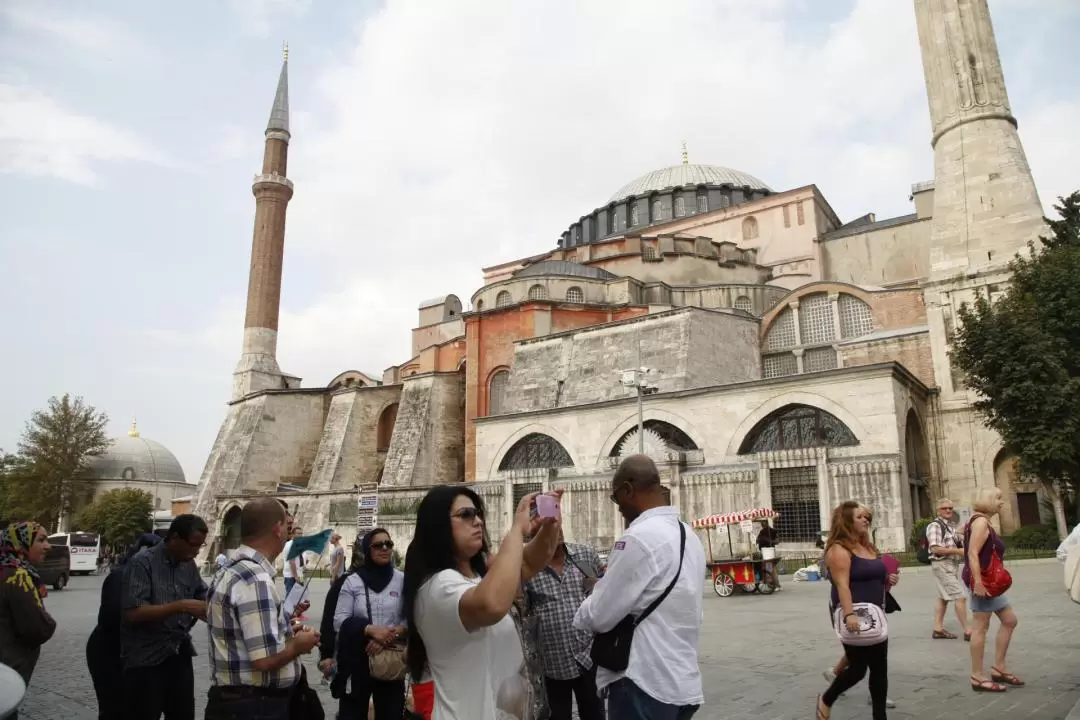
[590,522,686,672]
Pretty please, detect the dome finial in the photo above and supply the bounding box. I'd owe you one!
[282,40,289,62]
[128,416,140,438]
[681,141,688,165]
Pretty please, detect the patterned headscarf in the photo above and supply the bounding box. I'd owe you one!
[1,521,45,588]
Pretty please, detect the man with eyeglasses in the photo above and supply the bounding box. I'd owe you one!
[927,498,971,640]
[121,514,209,720]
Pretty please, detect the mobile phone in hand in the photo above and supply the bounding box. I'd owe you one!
[535,493,559,519]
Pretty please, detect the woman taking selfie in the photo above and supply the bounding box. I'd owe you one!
[818,501,890,720]
[403,485,561,720]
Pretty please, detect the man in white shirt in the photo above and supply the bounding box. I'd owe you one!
[281,526,305,595]
[574,454,705,719]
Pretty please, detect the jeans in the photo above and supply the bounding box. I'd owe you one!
[547,665,605,720]
[124,652,196,720]
[284,578,296,595]
[822,640,889,720]
[606,679,698,720]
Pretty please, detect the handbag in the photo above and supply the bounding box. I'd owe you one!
[364,586,408,682]
[962,514,1013,598]
[590,522,686,673]
[832,602,888,646]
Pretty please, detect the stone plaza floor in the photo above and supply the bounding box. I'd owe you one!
[16,559,1079,719]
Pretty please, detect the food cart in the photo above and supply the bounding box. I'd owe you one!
[692,507,781,597]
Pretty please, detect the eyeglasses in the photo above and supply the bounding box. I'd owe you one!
[370,541,394,551]
[940,506,954,511]
[610,482,630,504]
[452,507,484,523]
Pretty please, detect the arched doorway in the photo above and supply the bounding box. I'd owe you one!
[376,403,398,453]
[993,448,1042,534]
[738,404,859,543]
[498,433,574,507]
[905,410,932,521]
[220,506,242,552]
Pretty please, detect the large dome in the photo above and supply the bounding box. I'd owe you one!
[610,163,770,203]
[86,426,186,485]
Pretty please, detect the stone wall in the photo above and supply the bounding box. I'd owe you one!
[839,330,934,388]
[503,308,760,414]
[820,217,931,286]
[382,372,465,487]
[305,384,402,494]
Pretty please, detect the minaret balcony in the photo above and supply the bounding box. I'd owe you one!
[252,173,294,191]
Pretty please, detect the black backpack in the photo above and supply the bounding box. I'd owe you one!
[916,519,948,564]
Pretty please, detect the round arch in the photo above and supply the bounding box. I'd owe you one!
[759,282,881,342]
[498,433,574,472]
[726,391,868,456]
[376,402,399,453]
[219,504,243,552]
[487,423,580,478]
[595,407,705,465]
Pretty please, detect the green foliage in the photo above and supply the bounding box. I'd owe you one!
[4,395,111,530]
[910,517,935,548]
[952,192,1080,496]
[75,488,154,548]
[1006,524,1060,550]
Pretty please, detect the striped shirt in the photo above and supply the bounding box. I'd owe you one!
[525,543,602,680]
[332,570,406,632]
[205,545,299,688]
[121,544,207,669]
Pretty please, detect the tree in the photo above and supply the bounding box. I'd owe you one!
[75,488,154,548]
[952,192,1080,539]
[15,394,111,531]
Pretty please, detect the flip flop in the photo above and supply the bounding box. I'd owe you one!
[816,695,830,719]
[933,629,958,639]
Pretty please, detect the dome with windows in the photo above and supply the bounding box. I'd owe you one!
[610,163,771,203]
[85,422,186,485]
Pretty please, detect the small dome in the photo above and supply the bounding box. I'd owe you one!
[87,430,186,485]
[610,163,770,203]
[514,260,617,280]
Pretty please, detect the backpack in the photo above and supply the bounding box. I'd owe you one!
[916,519,948,565]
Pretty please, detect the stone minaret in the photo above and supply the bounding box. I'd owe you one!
[233,46,295,399]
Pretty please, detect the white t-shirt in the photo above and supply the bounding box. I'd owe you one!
[415,569,525,720]
[282,541,304,580]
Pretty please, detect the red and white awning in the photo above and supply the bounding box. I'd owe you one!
[691,507,779,529]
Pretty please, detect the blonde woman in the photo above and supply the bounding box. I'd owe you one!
[964,487,1022,693]
[822,505,897,710]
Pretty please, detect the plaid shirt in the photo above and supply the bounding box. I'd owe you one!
[925,518,960,562]
[524,543,602,681]
[205,545,299,688]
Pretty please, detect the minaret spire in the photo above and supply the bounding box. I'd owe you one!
[681,141,688,165]
[234,49,296,400]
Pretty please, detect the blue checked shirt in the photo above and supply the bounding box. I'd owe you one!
[205,545,299,688]
[524,542,602,680]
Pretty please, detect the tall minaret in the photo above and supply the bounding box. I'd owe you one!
[233,45,295,399]
[914,0,1044,279]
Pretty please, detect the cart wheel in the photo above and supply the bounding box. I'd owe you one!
[757,581,776,596]
[713,573,735,597]
[741,583,758,594]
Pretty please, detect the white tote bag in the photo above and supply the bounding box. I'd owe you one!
[832,603,888,646]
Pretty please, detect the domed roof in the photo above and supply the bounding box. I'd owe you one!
[86,422,186,485]
[610,163,770,203]
[514,260,617,280]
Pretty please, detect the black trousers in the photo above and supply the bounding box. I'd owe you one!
[546,664,605,720]
[86,630,123,720]
[339,673,404,720]
[822,640,889,720]
[124,653,195,720]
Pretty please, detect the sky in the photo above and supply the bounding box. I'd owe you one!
[1,0,1078,487]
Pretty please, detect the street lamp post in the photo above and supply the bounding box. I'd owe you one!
[619,367,659,453]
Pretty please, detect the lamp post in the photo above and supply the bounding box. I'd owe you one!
[619,367,659,453]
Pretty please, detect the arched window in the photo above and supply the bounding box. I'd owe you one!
[630,205,640,226]
[734,295,753,313]
[642,246,656,261]
[838,293,875,339]
[498,433,574,471]
[763,309,796,350]
[742,216,759,240]
[697,194,708,213]
[652,200,663,222]
[610,420,698,458]
[798,293,835,345]
[738,404,858,454]
[495,291,512,308]
[528,284,548,300]
[674,196,686,217]
[609,209,619,234]
[476,299,484,311]
[376,403,398,452]
[565,286,584,303]
[488,370,510,415]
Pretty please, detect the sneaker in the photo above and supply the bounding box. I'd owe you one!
[868,695,897,708]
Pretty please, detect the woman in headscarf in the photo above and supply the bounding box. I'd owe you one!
[332,529,407,719]
[85,533,161,720]
[0,521,57,718]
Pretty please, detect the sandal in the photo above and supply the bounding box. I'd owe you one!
[964,631,972,641]
[816,695,830,719]
[933,629,958,639]
[971,676,1007,693]
[991,667,1025,686]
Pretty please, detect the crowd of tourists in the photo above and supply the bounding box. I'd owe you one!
[0,460,1060,720]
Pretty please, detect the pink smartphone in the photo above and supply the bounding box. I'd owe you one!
[535,493,560,519]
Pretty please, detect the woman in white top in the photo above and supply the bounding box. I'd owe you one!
[334,528,407,720]
[403,485,562,720]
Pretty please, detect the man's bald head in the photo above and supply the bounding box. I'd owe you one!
[611,454,665,523]
[612,454,661,492]
[240,497,287,541]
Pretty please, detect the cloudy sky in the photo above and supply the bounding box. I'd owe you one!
[1,0,1077,485]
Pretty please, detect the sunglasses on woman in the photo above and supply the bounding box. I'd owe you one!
[370,540,394,551]
[452,507,484,523]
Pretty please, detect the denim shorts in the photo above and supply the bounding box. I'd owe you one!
[968,591,1010,613]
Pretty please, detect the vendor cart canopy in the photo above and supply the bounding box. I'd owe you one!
[692,507,779,529]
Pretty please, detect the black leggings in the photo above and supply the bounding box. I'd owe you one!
[823,640,889,720]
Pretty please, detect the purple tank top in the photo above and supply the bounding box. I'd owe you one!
[830,553,887,609]
[961,515,1005,587]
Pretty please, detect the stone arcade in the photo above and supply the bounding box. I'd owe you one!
[193,0,1050,561]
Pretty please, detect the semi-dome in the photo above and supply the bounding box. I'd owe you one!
[86,422,186,485]
[514,260,617,280]
[610,163,770,203]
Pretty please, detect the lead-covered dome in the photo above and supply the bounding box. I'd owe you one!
[86,423,186,485]
[610,163,770,203]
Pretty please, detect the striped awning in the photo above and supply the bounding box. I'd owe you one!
[691,507,779,529]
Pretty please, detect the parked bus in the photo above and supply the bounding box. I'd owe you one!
[47,531,101,575]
